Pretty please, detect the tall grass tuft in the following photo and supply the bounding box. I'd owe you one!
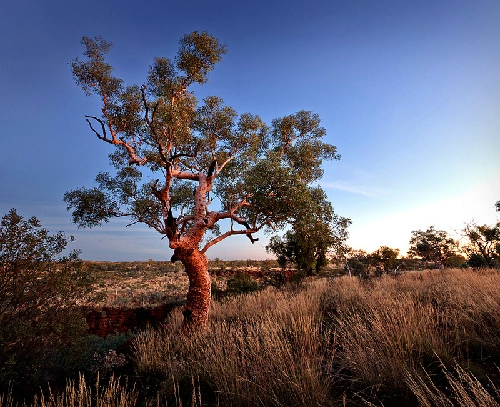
[405,359,500,407]
[134,280,337,406]
[0,391,15,407]
[322,269,500,402]
[32,375,137,407]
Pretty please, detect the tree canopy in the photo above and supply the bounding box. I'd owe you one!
[462,221,500,268]
[408,226,458,267]
[65,32,341,329]
[369,246,400,275]
[267,188,350,275]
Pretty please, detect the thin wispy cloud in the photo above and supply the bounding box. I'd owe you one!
[320,180,389,198]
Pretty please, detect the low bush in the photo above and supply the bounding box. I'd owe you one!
[0,209,92,394]
[225,271,260,295]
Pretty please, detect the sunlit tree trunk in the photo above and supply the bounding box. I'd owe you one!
[174,247,211,332]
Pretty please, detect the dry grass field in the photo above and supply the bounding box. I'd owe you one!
[78,260,281,308]
[2,267,500,406]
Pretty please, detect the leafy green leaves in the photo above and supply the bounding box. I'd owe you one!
[266,187,351,274]
[176,31,227,85]
[0,209,76,266]
[271,111,340,183]
[147,57,179,99]
[72,36,122,98]
[63,187,118,228]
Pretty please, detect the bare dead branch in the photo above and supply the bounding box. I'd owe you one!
[85,116,109,142]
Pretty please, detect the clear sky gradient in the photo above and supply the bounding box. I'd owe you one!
[1,0,499,260]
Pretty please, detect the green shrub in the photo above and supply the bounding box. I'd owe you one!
[0,209,91,393]
[225,272,259,295]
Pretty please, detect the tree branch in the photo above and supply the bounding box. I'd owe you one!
[85,116,108,141]
[141,86,169,165]
[171,168,200,181]
[201,228,257,254]
[85,114,146,166]
[214,155,234,177]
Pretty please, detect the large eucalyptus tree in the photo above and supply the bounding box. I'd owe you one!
[65,32,340,330]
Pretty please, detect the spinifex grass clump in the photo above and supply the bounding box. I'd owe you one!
[323,269,500,402]
[134,269,500,406]
[134,280,336,406]
[33,375,137,407]
[406,360,500,407]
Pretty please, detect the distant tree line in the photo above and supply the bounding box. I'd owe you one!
[340,206,500,277]
[268,200,500,277]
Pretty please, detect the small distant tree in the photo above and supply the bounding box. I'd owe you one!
[408,226,457,268]
[466,253,489,268]
[65,33,340,331]
[369,246,400,275]
[345,249,371,278]
[462,221,500,268]
[443,253,466,268]
[267,188,350,276]
[0,209,88,389]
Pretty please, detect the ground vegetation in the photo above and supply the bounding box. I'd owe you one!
[0,209,90,393]
[2,268,499,406]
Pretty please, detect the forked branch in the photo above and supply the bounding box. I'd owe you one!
[85,115,146,165]
[201,227,258,254]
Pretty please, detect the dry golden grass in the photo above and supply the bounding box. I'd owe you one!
[134,280,335,406]
[134,268,500,406]
[3,268,500,406]
[0,376,137,407]
[406,359,500,407]
[78,260,273,308]
[37,376,136,407]
[324,269,500,399]
[86,270,190,308]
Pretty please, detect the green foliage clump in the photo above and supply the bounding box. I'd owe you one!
[408,226,458,267]
[225,272,259,295]
[267,188,351,276]
[463,220,500,268]
[0,209,91,392]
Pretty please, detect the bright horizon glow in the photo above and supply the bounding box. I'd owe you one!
[345,176,500,255]
[1,1,499,261]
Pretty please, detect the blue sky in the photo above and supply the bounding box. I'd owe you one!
[1,0,499,260]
